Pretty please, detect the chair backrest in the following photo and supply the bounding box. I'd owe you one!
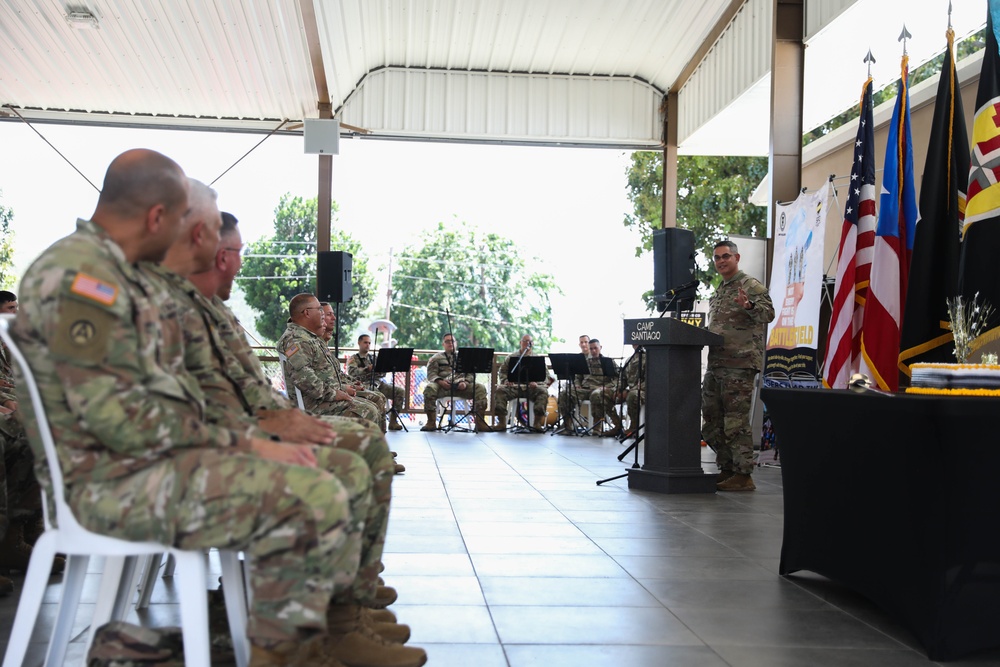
[0,315,71,533]
[276,351,305,410]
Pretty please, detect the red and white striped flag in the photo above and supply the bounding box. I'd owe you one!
[822,79,877,389]
[860,55,918,391]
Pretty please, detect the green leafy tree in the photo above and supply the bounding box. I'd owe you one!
[0,192,15,290]
[391,220,560,351]
[239,193,375,345]
[624,152,767,307]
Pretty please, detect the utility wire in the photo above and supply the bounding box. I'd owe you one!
[4,105,101,193]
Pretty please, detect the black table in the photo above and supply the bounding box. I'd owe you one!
[763,388,1000,661]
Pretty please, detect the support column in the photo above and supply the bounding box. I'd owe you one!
[662,92,679,229]
[317,102,333,254]
[767,0,804,284]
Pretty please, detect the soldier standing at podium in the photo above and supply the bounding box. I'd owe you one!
[702,240,774,492]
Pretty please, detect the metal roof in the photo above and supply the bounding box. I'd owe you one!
[0,0,736,148]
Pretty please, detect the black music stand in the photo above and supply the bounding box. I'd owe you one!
[505,355,547,433]
[373,347,413,432]
[448,347,494,432]
[547,353,591,436]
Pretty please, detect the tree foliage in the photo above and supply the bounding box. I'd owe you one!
[239,193,375,345]
[624,152,768,307]
[0,192,15,290]
[390,220,560,352]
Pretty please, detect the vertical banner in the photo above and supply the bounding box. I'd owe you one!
[764,188,829,387]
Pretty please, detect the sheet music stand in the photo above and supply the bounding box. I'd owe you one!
[373,347,413,432]
[506,355,547,432]
[547,353,591,436]
[446,347,494,432]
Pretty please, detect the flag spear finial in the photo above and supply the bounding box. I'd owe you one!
[864,49,876,78]
[898,24,912,56]
[948,1,953,30]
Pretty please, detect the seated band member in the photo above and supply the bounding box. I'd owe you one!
[421,333,493,432]
[618,344,646,436]
[493,333,551,431]
[557,338,621,436]
[277,294,383,430]
[348,334,406,431]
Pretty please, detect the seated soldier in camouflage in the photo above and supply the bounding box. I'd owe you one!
[319,303,389,422]
[492,333,551,432]
[12,149,384,666]
[277,295,384,431]
[142,181,421,663]
[421,332,494,432]
[189,214,405,481]
[617,344,646,437]
[557,338,622,436]
[347,334,407,431]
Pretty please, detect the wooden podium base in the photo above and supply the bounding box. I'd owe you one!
[627,467,717,494]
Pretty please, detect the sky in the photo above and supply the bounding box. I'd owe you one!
[0,121,653,357]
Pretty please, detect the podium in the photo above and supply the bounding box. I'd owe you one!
[623,318,722,494]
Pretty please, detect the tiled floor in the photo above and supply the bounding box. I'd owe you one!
[2,430,1000,666]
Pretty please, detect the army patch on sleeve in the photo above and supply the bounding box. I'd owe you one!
[285,344,300,358]
[70,273,119,306]
[51,300,117,364]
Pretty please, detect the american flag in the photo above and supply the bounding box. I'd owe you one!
[822,79,877,389]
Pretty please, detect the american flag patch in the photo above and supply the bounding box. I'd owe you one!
[70,273,119,306]
[285,344,300,358]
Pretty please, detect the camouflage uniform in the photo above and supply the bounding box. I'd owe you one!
[423,351,488,413]
[0,343,43,539]
[347,352,406,410]
[493,352,549,424]
[212,300,395,552]
[558,355,619,424]
[622,351,646,427]
[142,264,388,605]
[277,322,382,428]
[324,347,387,418]
[702,269,775,475]
[13,219,358,645]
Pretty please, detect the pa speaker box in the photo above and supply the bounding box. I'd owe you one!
[317,251,353,303]
[652,228,696,312]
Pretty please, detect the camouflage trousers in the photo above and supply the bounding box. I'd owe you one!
[314,396,383,432]
[558,385,616,421]
[0,416,42,539]
[493,384,548,421]
[702,367,756,475]
[68,448,361,645]
[625,387,645,427]
[374,380,406,409]
[313,419,393,606]
[423,381,488,414]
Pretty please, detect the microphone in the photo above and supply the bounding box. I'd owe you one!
[653,279,700,300]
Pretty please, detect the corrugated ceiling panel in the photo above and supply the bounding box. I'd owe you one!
[805,0,858,41]
[678,0,772,146]
[339,68,660,146]
[0,0,317,120]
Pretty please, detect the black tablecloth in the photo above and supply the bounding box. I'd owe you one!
[763,388,1000,661]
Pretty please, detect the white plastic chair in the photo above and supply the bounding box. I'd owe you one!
[505,398,536,428]
[0,316,241,667]
[278,351,306,409]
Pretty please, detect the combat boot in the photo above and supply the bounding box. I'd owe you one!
[716,469,735,483]
[0,574,13,596]
[393,462,406,474]
[474,414,494,433]
[717,473,756,492]
[388,413,403,431]
[369,608,397,623]
[0,522,65,575]
[368,584,397,609]
[419,410,436,432]
[363,608,410,644]
[325,604,427,667]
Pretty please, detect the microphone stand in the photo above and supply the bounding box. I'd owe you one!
[597,346,644,485]
[507,343,532,432]
[440,308,460,431]
[369,329,381,392]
